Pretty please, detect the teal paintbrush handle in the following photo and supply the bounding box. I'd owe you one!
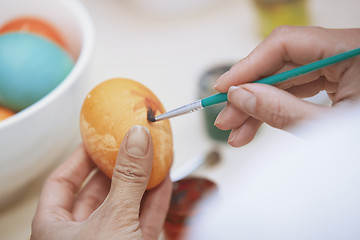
[201,92,228,107]
[201,47,360,108]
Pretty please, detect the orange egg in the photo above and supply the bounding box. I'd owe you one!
[0,106,15,121]
[80,78,173,189]
[0,17,69,52]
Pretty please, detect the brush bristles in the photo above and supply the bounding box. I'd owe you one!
[147,107,156,122]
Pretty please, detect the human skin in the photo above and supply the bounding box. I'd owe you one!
[214,26,360,147]
[31,125,172,240]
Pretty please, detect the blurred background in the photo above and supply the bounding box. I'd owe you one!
[1,0,360,239]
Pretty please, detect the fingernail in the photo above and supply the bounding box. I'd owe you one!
[228,86,238,92]
[125,125,150,157]
[228,129,236,143]
[214,110,224,126]
[229,86,256,114]
[214,71,230,89]
[214,118,221,126]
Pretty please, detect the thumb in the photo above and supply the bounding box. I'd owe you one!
[102,125,153,218]
[227,84,328,130]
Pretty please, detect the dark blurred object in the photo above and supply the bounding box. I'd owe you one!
[253,0,310,38]
[205,149,221,167]
[164,177,217,240]
[199,65,232,142]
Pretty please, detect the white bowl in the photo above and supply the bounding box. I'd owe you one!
[0,0,94,206]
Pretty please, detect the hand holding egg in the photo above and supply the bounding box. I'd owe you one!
[80,78,173,189]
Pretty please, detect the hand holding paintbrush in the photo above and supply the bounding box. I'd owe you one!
[151,27,360,146]
[151,46,360,122]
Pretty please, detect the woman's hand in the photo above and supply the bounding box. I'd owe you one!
[31,125,172,240]
[214,26,360,147]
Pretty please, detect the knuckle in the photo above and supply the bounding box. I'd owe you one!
[238,55,251,65]
[311,25,325,32]
[270,25,305,44]
[271,25,292,37]
[112,161,148,184]
[267,99,288,129]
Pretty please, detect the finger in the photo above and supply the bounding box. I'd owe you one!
[214,26,353,92]
[140,175,172,240]
[285,76,337,99]
[227,83,329,130]
[37,145,95,218]
[334,58,360,104]
[228,117,262,147]
[270,62,321,90]
[215,102,249,131]
[285,79,324,99]
[101,125,153,220]
[72,170,111,222]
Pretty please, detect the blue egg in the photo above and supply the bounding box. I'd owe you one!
[0,32,74,111]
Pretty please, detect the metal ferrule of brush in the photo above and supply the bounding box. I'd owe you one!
[155,100,203,121]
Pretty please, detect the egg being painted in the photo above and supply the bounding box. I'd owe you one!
[0,32,74,111]
[80,78,173,190]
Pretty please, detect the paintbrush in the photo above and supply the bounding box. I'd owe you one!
[149,47,360,122]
